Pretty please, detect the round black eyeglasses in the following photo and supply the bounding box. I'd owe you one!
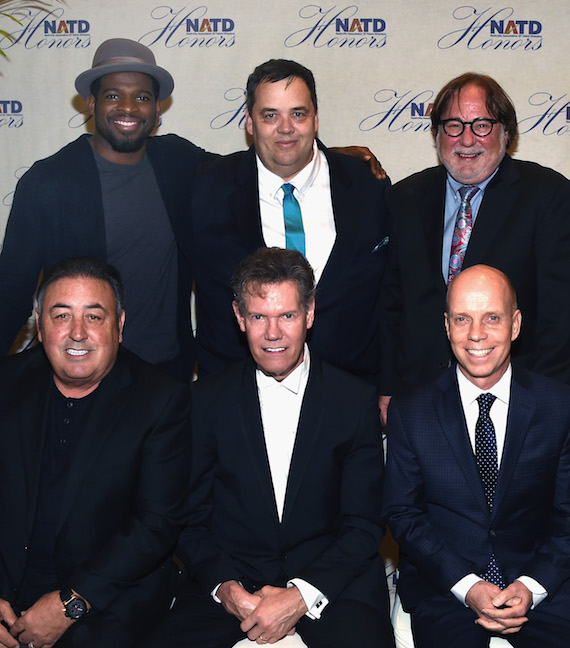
[439,118,499,137]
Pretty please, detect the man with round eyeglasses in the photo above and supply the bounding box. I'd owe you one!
[378,72,570,424]
[439,117,499,138]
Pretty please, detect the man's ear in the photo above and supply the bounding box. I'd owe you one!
[444,312,450,340]
[87,93,96,117]
[306,297,315,330]
[118,310,126,343]
[511,308,522,342]
[245,109,253,136]
[35,308,43,343]
[232,301,246,333]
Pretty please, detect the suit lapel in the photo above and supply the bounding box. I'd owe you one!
[464,156,519,265]
[434,370,488,510]
[234,148,266,250]
[420,167,448,296]
[15,352,53,535]
[236,362,281,521]
[492,367,534,519]
[281,359,325,525]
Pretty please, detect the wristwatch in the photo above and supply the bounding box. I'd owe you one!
[60,588,89,620]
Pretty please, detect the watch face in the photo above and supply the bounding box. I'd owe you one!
[66,598,88,619]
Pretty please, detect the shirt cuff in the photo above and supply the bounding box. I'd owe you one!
[212,581,244,603]
[451,573,483,606]
[516,576,548,609]
[287,579,329,619]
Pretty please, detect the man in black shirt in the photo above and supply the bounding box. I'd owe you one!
[0,257,190,647]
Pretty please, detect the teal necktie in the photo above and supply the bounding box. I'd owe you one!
[281,183,305,255]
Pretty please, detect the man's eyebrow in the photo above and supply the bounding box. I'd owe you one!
[101,86,153,95]
[49,303,106,311]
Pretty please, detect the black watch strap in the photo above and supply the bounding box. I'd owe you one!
[60,588,89,620]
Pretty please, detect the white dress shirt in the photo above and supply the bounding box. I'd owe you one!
[256,346,329,618]
[451,365,547,608]
[257,141,336,284]
[213,347,329,619]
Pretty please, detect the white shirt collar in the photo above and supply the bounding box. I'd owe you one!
[257,141,321,201]
[256,344,311,395]
[456,363,512,408]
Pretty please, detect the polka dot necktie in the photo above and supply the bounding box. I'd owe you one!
[475,393,506,588]
[281,183,305,255]
[447,185,479,284]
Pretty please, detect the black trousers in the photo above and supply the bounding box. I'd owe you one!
[53,610,136,648]
[143,577,395,648]
[410,593,570,648]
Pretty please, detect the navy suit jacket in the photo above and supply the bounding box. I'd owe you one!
[383,365,570,619]
[187,142,390,386]
[380,155,570,394]
[177,355,390,615]
[0,347,191,626]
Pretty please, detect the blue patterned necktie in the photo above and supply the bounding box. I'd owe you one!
[475,393,506,588]
[281,183,305,255]
[447,185,479,284]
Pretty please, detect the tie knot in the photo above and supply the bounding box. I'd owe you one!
[477,393,496,415]
[282,183,296,197]
[459,185,479,204]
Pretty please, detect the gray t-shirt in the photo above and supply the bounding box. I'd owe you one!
[94,149,179,364]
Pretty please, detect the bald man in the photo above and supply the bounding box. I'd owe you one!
[384,265,570,647]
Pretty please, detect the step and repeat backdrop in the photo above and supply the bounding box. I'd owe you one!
[1,0,568,240]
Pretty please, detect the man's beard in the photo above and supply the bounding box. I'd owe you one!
[105,130,149,153]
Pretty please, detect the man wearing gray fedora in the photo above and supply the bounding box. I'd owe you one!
[0,39,382,380]
[0,38,204,381]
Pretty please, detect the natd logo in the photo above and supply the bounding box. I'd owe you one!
[209,87,247,131]
[438,5,542,51]
[517,92,570,137]
[0,100,23,128]
[284,4,387,49]
[0,7,90,50]
[139,6,235,49]
[359,89,435,134]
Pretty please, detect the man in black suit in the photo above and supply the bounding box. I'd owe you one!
[148,247,394,648]
[384,265,570,647]
[379,73,570,423]
[188,59,390,388]
[0,258,190,648]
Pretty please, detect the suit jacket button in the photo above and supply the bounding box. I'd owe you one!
[489,529,496,537]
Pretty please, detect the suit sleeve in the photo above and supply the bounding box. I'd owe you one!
[0,164,52,355]
[292,386,386,602]
[176,384,243,593]
[69,382,191,610]
[383,400,476,593]
[521,422,570,597]
[529,170,570,383]
[378,187,404,396]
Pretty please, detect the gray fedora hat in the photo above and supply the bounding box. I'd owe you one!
[75,38,174,100]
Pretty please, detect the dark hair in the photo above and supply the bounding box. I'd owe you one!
[36,257,124,322]
[90,73,160,101]
[232,247,315,315]
[246,59,317,114]
[431,73,518,146]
